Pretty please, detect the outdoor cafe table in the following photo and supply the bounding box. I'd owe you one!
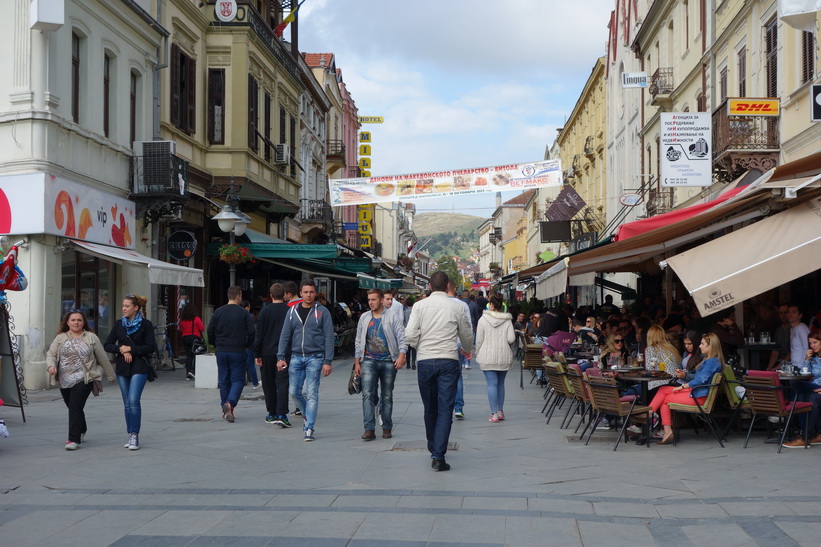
[614,371,673,405]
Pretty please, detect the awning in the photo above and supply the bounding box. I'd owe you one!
[535,259,568,299]
[257,258,359,281]
[664,196,821,315]
[206,241,339,260]
[356,273,402,290]
[73,240,204,287]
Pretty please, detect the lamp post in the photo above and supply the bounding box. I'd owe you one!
[211,177,251,286]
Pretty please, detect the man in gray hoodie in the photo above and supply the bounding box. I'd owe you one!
[277,280,335,442]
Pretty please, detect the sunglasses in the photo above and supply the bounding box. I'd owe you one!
[614,339,624,343]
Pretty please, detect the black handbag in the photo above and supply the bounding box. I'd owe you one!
[192,337,207,355]
[347,363,361,395]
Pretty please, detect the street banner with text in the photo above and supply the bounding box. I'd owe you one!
[330,159,562,206]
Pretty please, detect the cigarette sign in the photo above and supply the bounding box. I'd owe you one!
[660,112,712,187]
[727,98,779,116]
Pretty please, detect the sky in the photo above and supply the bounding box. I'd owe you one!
[296,0,616,218]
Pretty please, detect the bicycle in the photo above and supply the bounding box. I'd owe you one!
[152,322,178,371]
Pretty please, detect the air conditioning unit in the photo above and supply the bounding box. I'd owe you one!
[133,141,177,192]
[273,144,290,165]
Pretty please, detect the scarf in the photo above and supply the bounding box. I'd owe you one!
[122,311,143,336]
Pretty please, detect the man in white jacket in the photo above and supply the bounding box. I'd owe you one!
[354,289,407,440]
[405,271,473,471]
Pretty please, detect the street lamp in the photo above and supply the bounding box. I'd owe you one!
[211,177,251,286]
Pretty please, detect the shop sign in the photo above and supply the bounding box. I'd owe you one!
[660,112,712,187]
[622,72,648,88]
[0,173,136,248]
[167,230,197,260]
[727,98,779,116]
[619,193,642,206]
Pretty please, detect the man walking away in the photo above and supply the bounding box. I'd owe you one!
[354,288,407,440]
[207,286,255,423]
[277,280,335,442]
[406,271,473,471]
[254,283,291,427]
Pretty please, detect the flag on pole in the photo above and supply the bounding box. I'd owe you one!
[407,239,418,259]
[275,0,306,37]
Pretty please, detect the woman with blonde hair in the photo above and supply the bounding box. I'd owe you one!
[649,332,724,445]
[601,333,629,368]
[644,325,682,392]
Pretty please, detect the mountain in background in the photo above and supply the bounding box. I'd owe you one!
[413,212,484,260]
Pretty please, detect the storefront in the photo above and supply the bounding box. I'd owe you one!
[0,173,203,390]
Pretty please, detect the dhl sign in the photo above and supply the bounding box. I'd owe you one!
[727,98,780,116]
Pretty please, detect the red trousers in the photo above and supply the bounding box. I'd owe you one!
[649,385,706,426]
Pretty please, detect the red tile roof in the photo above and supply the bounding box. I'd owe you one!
[302,53,335,68]
[503,189,536,206]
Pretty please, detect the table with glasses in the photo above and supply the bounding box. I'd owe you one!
[611,370,671,445]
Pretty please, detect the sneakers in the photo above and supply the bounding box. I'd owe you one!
[186,372,195,380]
[598,417,610,429]
[489,413,499,423]
[431,458,451,471]
[222,402,235,423]
[650,412,661,431]
[303,428,315,442]
[124,436,132,448]
[278,416,292,428]
[454,410,465,420]
[768,415,782,424]
[810,433,821,445]
[253,383,261,390]
[127,433,139,451]
[291,408,303,416]
[497,410,505,421]
[361,430,375,440]
[626,425,643,435]
[265,414,277,424]
[782,437,811,449]
[464,364,471,369]
[65,441,78,450]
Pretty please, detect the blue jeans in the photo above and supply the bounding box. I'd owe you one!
[455,373,464,412]
[216,351,246,408]
[245,348,259,386]
[289,354,323,431]
[483,370,507,413]
[361,358,397,431]
[117,373,147,434]
[417,358,460,460]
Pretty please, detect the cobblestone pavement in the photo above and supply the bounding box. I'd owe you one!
[1,358,818,546]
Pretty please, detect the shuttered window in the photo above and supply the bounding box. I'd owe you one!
[170,44,196,134]
[264,92,272,162]
[248,75,259,153]
[765,18,777,97]
[738,47,746,97]
[802,31,815,84]
[720,67,728,101]
[72,33,80,123]
[207,69,225,144]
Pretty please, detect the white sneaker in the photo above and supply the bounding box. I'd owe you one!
[304,429,315,442]
[626,425,642,435]
[489,413,499,423]
[127,433,139,450]
[65,441,78,450]
[598,418,610,428]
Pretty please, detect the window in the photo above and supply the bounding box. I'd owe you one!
[802,31,815,84]
[207,69,224,144]
[264,92,272,162]
[289,115,296,177]
[720,67,728,101]
[103,55,111,138]
[738,47,747,97]
[130,72,138,146]
[765,18,777,97]
[279,105,286,145]
[684,0,689,46]
[697,93,706,112]
[170,43,196,134]
[72,33,80,123]
[248,74,258,153]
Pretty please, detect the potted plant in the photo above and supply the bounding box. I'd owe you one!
[219,243,254,264]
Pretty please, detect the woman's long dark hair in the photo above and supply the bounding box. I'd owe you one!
[181,303,199,322]
[683,329,703,371]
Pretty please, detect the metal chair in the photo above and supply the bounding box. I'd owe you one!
[543,362,574,424]
[721,363,750,437]
[584,374,653,451]
[668,372,725,447]
[564,364,592,431]
[742,370,813,453]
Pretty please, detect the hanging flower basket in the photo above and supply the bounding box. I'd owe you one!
[219,244,254,264]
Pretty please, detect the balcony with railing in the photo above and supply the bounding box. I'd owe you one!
[649,68,674,108]
[326,140,346,168]
[645,188,673,217]
[300,198,334,238]
[712,97,780,181]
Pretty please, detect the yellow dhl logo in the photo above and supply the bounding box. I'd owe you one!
[728,99,779,116]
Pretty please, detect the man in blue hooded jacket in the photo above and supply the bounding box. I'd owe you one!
[277,280,334,442]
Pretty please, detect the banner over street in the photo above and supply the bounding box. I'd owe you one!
[330,159,563,206]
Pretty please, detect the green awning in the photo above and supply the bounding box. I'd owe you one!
[301,257,372,274]
[207,242,338,259]
[356,273,403,290]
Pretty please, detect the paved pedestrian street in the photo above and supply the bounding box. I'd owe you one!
[1,360,819,546]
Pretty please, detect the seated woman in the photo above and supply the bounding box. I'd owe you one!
[644,325,683,393]
[782,329,821,448]
[649,332,723,445]
[600,334,629,369]
[672,330,702,386]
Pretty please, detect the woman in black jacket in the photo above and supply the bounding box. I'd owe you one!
[104,294,157,451]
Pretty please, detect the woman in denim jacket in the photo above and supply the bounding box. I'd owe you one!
[649,333,723,445]
[782,330,821,448]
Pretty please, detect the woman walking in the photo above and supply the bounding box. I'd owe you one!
[46,310,116,450]
[104,294,157,450]
[179,303,205,381]
[475,295,515,422]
